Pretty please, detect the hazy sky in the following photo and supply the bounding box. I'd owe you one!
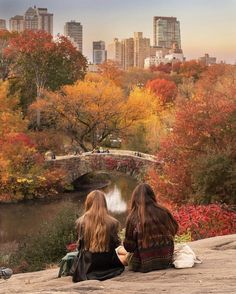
[1,0,236,63]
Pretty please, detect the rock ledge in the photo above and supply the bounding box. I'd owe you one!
[1,234,236,294]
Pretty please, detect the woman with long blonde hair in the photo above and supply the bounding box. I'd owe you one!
[72,190,124,282]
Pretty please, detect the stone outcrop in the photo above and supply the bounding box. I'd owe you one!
[1,234,236,294]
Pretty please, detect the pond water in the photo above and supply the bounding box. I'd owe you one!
[0,173,137,245]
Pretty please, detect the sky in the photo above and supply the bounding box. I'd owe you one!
[0,0,236,63]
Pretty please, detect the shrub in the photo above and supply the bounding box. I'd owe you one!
[192,152,236,204]
[173,204,236,240]
[9,203,79,272]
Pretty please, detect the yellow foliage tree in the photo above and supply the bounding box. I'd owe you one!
[0,82,26,136]
[123,86,175,153]
[30,79,127,151]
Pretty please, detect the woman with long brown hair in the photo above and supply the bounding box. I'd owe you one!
[72,190,124,282]
[124,183,178,273]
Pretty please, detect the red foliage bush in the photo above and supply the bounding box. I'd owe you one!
[66,243,77,252]
[173,204,236,240]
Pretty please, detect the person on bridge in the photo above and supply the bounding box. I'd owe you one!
[124,183,178,273]
[71,190,125,282]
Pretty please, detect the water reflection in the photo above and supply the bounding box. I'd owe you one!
[104,184,127,213]
[0,173,137,244]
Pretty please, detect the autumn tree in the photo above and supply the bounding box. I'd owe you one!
[0,81,26,136]
[0,30,17,81]
[178,60,207,81]
[98,60,124,86]
[0,82,65,202]
[30,79,160,152]
[30,80,127,151]
[121,68,159,94]
[5,30,87,123]
[146,78,178,105]
[122,87,161,152]
[150,65,236,205]
[150,62,172,74]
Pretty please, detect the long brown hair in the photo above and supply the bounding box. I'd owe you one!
[127,183,178,248]
[80,190,118,252]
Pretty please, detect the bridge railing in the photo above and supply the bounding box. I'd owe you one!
[46,150,158,163]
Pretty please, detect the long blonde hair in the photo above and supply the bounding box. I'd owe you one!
[81,190,118,252]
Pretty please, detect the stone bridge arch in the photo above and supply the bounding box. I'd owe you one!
[46,150,160,184]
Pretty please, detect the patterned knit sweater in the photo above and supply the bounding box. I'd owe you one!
[124,207,178,273]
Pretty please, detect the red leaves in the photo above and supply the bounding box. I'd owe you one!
[146,78,177,105]
[5,30,53,56]
[4,30,87,94]
[173,204,236,240]
[6,132,35,148]
[150,65,236,204]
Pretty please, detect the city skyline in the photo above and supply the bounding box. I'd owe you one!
[0,0,236,63]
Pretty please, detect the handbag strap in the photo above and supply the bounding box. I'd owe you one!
[77,221,85,251]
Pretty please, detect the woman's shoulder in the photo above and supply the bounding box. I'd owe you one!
[107,215,120,228]
[75,215,85,227]
[156,204,172,215]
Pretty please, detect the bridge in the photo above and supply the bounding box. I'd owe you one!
[46,150,161,183]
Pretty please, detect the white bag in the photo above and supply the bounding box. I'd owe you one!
[173,243,202,269]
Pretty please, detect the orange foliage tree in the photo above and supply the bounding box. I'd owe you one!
[0,82,65,202]
[30,79,128,151]
[146,78,178,105]
[30,81,158,152]
[98,60,124,86]
[178,60,207,81]
[150,65,236,205]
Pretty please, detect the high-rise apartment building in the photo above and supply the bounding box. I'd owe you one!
[37,7,53,34]
[93,41,107,64]
[121,38,134,70]
[0,19,6,30]
[64,21,83,52]
[153,16,181,50]
[133,32,150,68]
[107,38,123,67]
[120,32,150,70]
[22,6,53,34]
[9,15,24,32]
[24,7,38,31]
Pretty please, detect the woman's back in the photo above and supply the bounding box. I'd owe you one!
[73,190,124,282]
[76,214,121,252]
[124,183,178,272]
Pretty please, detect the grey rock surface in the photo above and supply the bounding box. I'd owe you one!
[1,234,236,294]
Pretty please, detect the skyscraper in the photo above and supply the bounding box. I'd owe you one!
[64,21,83,52]
[37,7,53,35]
[120,32,150,70]
[133,32,150,68]
[0,19,6,30]
[153,16,181,50]
[121,38,134,70]
[24,6,53,34]
[107,38,123,67]
[9,15,24,32]
[93,41,107,64]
